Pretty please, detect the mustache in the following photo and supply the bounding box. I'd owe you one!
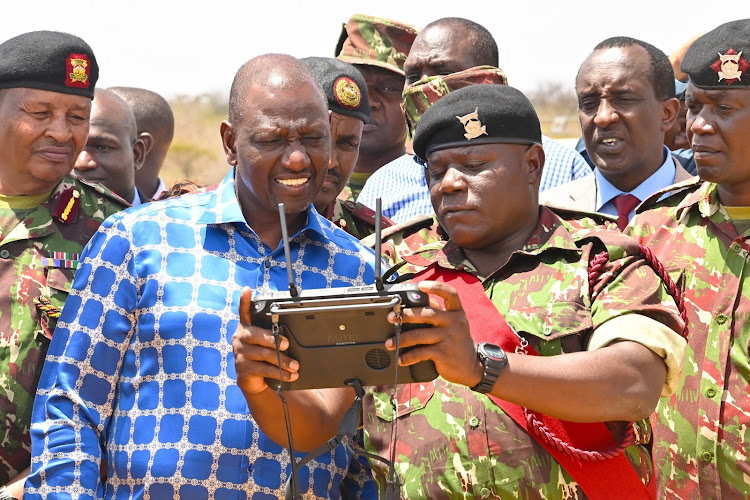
[325,168,341,182]
[33,139,75,152]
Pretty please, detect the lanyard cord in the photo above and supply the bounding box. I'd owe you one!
[273,321,303,500]
[272,305,406,500]
[385,308,404,498]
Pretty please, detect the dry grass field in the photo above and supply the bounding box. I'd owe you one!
[159,85,582,189]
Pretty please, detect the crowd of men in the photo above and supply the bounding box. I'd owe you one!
[0,12,747,500]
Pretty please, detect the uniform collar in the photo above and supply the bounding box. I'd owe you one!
[403,206,583,276]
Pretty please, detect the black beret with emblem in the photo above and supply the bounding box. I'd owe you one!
[0,30,99,99]
[413,84,541,162]
[681,19,750,89]
[302,57,371,123]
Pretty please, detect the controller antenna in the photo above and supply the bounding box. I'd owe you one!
[278,203,299,297]
[374,198,384,291]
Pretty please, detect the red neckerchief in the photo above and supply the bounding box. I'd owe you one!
[411,263,652,499]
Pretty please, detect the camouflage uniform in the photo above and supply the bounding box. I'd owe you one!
[402,66,508,141]
[0,174,126,483]
[363,206,684,499]
[323,198,394,240]
[628,178,750,498]
[337,184,357,204]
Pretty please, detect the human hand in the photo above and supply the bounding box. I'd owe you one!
[232,287,299,395]
[385,281,483,388]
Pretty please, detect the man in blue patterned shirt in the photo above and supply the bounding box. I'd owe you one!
[26,55,377,499]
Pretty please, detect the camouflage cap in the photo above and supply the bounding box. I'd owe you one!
[402,66,509,140]
[335,13,419,75]
[681,18,750,89]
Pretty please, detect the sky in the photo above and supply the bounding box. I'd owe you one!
[1,1,744,99]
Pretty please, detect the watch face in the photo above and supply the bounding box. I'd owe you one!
[481,343,505,360]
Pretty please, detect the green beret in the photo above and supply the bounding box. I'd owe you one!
[302,57,371,123]
[413,84,541,162]
[0,30,99,99]
[681,19,750,89]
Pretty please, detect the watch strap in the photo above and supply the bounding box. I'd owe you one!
[471,343,508,394]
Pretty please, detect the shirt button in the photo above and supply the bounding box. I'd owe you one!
[705,387,717,398]
[469,416,480,429]
[716,314,727,325]
[480,487,491,498]
[730,242,741,253]
[701,451,713,463]
[542,324,553,336]
[0,249,9,258]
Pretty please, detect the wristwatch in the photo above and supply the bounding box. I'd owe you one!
[471,343,508,394]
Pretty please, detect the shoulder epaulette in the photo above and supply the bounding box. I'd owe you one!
[74,175,131,208]
[360,214,437,249]
[545,205,617,224]
[343,200,394,228]
[381,214,435,240]
[638,176,702,212]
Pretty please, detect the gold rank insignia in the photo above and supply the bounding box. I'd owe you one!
[711,49,749,84]
[65,53,91,89]
[457,108,487,140]
[334,77,362,109]
[53,188,81,224]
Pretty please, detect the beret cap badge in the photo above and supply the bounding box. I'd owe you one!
[334,76,362,109]
[710,49,749,84]
[457,108,487,140]
[65,53,91,89]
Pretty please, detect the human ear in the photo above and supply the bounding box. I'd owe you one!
[524,143,545,186]
[661,97,681,132]
[220,120,238,166]
[132,137,147,171]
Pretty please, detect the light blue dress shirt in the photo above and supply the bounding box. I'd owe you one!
[595,146,678,221]
[27,169,378,499]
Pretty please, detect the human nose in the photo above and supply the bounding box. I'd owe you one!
[688,110,715,137]
[75,148,97,170]
[283,142,311,171]
[593,99,619,128]
[438,166,467,193]
[45,114,73,144]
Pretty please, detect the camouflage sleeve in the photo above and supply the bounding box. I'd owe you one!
[26,212,137,498]
[587,235,685,339]
[588,314,687,397]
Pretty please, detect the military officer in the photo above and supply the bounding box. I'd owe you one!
[303,56,394,239]
[361,84,687,499]
[0,31,126,499]
[628,18,750,499]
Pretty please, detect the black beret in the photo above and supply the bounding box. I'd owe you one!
[0,30,99,99]
[682,19,750,89]
[413,84,541,162]
[302,57,371,123]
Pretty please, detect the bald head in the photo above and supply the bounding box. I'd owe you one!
[92,89,138,140]
[228,54,326,126]
[404,18,498,86]
[221,54,332,240]
[109,87,174,143]
[109,86,175,198]
[74,88,145,202]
